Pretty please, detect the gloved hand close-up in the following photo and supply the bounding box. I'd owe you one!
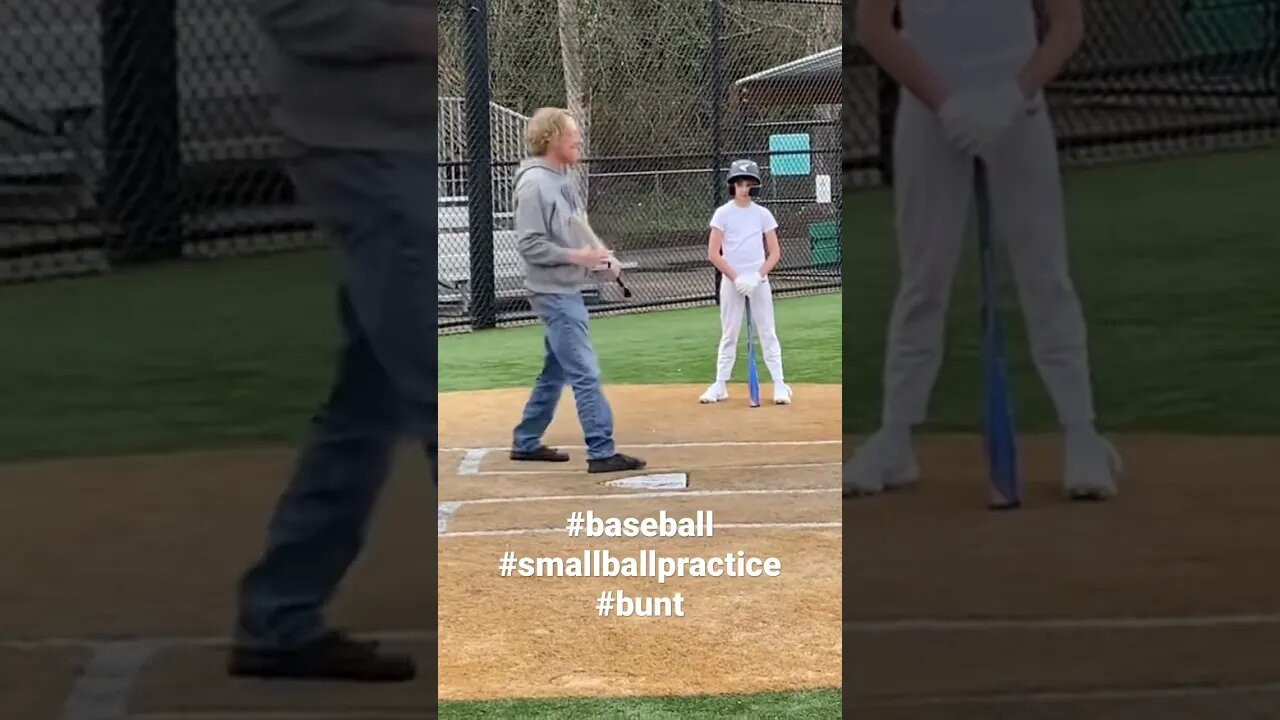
[734,272,761,296]
[937,81,1029,157]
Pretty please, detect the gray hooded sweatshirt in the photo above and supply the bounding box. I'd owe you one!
[512,158,594,295]
[247,0,435,151]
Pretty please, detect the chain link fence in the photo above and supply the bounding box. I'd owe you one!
[440,0,842,331]
[1,0,319,284]
[845,0,1280,187]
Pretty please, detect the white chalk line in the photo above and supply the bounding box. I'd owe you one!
[442,520,841,538]
[62,640,158,720]
[469,461,839,476]
[457,448,488,475]
[1,629,437,651]
[42,632,440,720]
[859,681,1280,708]
[446,486,839,506]
[845,613,1280,632]
[444,439,840,453]
[435,481,844,532]
[438,501,462,534]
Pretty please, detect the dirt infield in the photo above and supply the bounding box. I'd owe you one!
[0,444,436,719]
[845,433,1280,719]
[437,384,843,702]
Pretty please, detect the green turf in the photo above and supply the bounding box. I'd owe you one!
[843,146,1280,434]
[439,293,839,392]
[0,255,836,462]
[438,688,841,718]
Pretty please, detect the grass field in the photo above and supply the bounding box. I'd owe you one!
[438,689,842,718]
[0,267,838,461]
[844,146,1280,435]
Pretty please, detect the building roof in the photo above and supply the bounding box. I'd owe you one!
[733,46,841,108]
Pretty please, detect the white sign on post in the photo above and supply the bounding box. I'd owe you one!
[815,174,832,204]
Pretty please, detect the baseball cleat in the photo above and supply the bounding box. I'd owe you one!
[699,382,729,404]
[772,383,793,405]
[1063,431,1121,501]
[842,429,920,497]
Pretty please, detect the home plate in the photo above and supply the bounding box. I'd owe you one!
[604,472,689,490]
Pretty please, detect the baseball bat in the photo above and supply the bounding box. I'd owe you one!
[746,298,761,407]
[567,214,632,298]
[976,160,1021,510]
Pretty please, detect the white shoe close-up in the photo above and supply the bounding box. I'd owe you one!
[773,383,792,405]
[698,383,728,404]
[842,429,920,497]
[1063,431,1122,500]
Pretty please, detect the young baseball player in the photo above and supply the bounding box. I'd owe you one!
[699,158,792,405]
[844,0,1121,500]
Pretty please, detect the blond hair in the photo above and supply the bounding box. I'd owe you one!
[525,107,576,156]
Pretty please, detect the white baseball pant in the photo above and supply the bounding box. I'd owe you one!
[715,275,783,384]
[881,93,1095,427]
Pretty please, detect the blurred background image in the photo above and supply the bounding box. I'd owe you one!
[844,1,1280,717]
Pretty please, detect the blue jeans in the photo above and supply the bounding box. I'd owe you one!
[235,146,437,649]
[512,292,616,461]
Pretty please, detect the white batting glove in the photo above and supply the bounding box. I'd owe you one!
[735,272,761,296]
[938,81,1028,157]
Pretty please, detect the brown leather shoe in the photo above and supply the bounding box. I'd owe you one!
[509,445,570,462]
[227,630,415,682]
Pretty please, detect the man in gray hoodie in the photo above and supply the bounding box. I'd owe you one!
[228,0,436,683]
[507,108,646,474]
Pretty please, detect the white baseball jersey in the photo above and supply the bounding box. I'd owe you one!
[709,200,777,275]
[899,0,1039,88]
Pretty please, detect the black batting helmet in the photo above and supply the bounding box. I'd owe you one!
[726,158,762,196]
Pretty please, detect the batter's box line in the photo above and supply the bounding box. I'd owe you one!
[442,520,841,539]
[465,461,840,477]
[858,681,1280,708]
[844,613,1280,632]
[0,629,438,651]
[453,440,840,475]
[437,487,839,535]
[445,439,840,453]
[443,485,839,507]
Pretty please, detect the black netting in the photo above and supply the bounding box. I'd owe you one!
[845,0,1280,187]
[440,0,842,331]
[1,0,315,284]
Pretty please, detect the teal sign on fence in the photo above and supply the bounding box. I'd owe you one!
[769,133,811,176]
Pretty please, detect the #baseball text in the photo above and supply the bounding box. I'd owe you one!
[564,510,714,538]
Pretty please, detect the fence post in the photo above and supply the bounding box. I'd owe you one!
[466,0,497,330]
[708,0,725,301]
[876,7,902,187]
[100,0,182,263]
[876,68,896,187]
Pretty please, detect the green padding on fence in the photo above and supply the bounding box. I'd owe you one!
[1184,0,1274,56]
[769,133,811,176]
[808,220,840,266]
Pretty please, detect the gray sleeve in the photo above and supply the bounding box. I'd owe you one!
[246,0,434,63]
[515,183,570,267]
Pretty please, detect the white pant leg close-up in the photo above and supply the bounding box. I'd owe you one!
[745,278,784,385]
[714,274,747,385]
[983,107,1096,428]
[880,94,975,427]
